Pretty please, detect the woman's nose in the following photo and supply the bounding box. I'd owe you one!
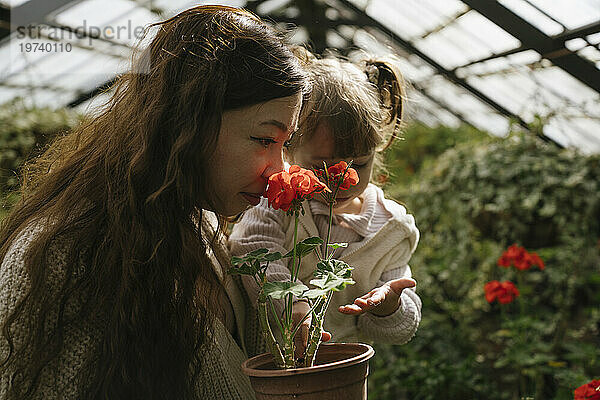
[262,149,285,179]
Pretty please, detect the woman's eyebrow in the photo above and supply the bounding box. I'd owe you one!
[259,120,288,132]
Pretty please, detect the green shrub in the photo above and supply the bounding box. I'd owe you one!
[369,129,600,399]
[380,122,494,189]
[0,99,80,219]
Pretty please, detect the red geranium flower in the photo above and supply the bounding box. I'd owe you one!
[326,161,359,191]
[497,253,512,268]
[529,252,545,270]
[264,171,295,211]
[263,165,328,212]
[497,244,545,271]
[574,379,600,400]
[484,280,519,304]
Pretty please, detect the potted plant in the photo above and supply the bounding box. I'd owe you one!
[229,161,375,400]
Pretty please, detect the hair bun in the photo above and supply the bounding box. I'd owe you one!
[365,64,379,85]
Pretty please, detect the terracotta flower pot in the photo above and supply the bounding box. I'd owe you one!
[241,343,375,400]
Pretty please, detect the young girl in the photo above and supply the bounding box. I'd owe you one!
[229,52,421,356]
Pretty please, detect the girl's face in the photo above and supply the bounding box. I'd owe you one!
[290,121,374,211]
[208,93,303,216]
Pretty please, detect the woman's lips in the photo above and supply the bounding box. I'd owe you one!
[241,192,261,206]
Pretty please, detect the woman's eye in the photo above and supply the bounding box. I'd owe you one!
[251,137,276,147]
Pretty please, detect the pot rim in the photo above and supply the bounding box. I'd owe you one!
[241,342,374,377]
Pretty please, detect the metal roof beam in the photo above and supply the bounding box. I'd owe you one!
[553,20,600,42]
[67,77,117,108]
[336,0,528,127]
[462,0,600,93]
[10,0,83,28]
[454,21,600,70]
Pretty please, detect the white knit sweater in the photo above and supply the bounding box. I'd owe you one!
[0,214,256,400]
[229,184,422,344]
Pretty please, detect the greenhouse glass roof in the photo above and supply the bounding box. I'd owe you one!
[0,0,598,152]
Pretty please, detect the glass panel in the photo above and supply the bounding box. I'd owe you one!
[544,117,600,153]
[526,0,600,30]
[497,0,564,35]
[0,0,31,6]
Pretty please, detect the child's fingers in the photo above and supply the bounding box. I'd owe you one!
[295,321,310,358]
[354,297,369,307]
[301,321,310,346]
[338,303,366,314]
[366,289,385,306]
[388,278,416,295]
[358,289,378,300]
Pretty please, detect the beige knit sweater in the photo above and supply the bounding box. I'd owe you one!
[0,213,256,399]
[229,184,422,344]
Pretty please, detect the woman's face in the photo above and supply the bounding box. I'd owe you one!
[208,93,303,216]
[290,121,374,210]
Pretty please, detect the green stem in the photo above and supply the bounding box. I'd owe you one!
[325,202,333,259]
[267,297,284,339]
[291,213,299,281]
[282,325,295,368]
[291,299,320,338]
[303,296,326,367]
[258,293,285,368]
[303,292,334,367]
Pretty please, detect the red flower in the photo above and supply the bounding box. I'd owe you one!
[497,254,512,268]
[529,252,545,270]
[326,161,359,191]
[574,379,600,400]
[505,244,522,259]
[288,165,327,198]
[484,280,519,304]
[264,172,295,211]
[497,244,545,271]
[263,166,328,212]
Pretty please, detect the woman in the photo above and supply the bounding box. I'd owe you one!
[0,5,308,399]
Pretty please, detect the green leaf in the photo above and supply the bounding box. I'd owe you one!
[227,262,258,276]
[231,248,280,265]
[247,248,269,258]
[283,236,323,258]
[327,242,348,250]
[263,252,283,262]
[314,259,353,279]
[303,288,329,299]
[309,271,355,292]
[263,281,309,300]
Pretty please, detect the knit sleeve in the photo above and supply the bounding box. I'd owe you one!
[229,198,293,318]
[356,265,422,345]
[0,225,99,400]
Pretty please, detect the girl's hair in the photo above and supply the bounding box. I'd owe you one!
[288,50,405,162]
[0,5,308,400]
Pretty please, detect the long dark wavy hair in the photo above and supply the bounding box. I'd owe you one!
[0,5,308,399]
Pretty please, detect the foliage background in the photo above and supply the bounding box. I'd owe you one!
[369,122,600,400]
[0,100,80,219]
[1,102,598,399]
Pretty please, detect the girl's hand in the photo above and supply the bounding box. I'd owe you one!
[337,278,416,317]
[291,300,331,358]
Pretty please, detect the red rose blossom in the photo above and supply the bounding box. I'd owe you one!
[574,379,600,400]
[263,165,328,212]
[484,280,519,304]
